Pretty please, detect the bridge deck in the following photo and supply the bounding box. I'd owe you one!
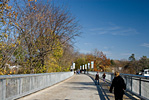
[17,74,139,100]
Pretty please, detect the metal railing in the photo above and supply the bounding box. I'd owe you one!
[88,71,149,100]
[0,72,74,100]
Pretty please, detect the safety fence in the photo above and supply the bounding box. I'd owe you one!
[88,71,149,100]
[0,72,74,100]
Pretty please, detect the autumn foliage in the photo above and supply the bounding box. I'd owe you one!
[0,0,80,75]
[74,49,111,72]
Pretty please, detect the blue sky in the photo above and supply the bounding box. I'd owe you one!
[60,0,149,60]
[10,0,149,60]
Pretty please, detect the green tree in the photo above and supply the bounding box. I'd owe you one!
[129,54,135,61]
[110,59,115,66]
[128,54,138,74]
[75,54,86,70]
[138,56,149,70]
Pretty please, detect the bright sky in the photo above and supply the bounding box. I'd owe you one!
[9,0,149,60]
[60,0,149,60]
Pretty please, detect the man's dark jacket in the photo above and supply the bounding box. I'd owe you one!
[95,74,99,80]
[109,76,126,97]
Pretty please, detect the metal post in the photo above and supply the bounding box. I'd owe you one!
[2,79,6,100]
[126,76,127,90]
[131,76,132,92]
[139,78,141,96]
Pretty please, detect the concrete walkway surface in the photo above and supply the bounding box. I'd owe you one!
[17,74,140,100]
[17,74,100,100]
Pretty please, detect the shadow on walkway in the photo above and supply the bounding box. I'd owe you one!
[88,74,141,100]
[67,82,95,86]
[88,75,110,100]
[66,75,108,100]
[66,81,98,92]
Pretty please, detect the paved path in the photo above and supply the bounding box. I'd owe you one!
[17,74,140,100]
[18,74,100,100]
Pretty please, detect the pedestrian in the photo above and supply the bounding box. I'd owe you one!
[102,73,106,82]
[95,72,99,85]
[78,69,80,74]
[109,71,126,100]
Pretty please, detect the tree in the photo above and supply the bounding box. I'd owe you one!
[100,53,111,71]
[110,59,115,66]
[0,0,38,70]
[129,54,135,61]
[0,0,80,74]
[75,54,87,70]
[91,49,110,71]
[138,56,149,70]
[57,44,77,72]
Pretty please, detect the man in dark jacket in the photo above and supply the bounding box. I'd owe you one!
[95,72,99,85]
[109,71,126,100]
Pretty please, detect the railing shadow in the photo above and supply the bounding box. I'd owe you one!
[88,75,110,100]
[103,78,141,100]
[89,74,141,100]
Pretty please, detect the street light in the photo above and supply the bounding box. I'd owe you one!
[91,61,94,71]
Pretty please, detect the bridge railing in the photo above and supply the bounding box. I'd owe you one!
[0,72,74,100]
[88,71,149,100]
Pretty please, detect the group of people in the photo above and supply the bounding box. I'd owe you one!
[95,71,126,100]
[74,69,81,74]
[95,72,106,85]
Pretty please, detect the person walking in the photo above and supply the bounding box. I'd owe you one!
[102,73,106,82]
[109,71,126,100]
[95,72,99,85]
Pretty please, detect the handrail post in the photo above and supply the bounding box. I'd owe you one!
[2,79,6,100]
[139,78,141,96]
[131,76,132,92]
[125,76,127,89]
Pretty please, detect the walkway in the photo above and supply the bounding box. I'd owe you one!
[17,74,140,100]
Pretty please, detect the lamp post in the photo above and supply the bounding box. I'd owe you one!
[91,61,94,71]
[85,64,87,74]
[83,65,84,74]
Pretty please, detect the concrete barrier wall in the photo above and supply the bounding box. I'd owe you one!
[0,72,74,100]
[88,71,149,100]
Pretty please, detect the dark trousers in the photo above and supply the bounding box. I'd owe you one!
[115,94,123,100]
[95,80,99,85]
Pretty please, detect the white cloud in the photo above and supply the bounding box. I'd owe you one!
[141,43,149,48]
[89,24,139,36]
[103,46,114,51]
[84,43,92,46]
[102,51,112,56]
[108,26,121,31]
[103,46,109,49]
[121,53,131,56]
[90,28,104,31]
[79,49,91,54]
